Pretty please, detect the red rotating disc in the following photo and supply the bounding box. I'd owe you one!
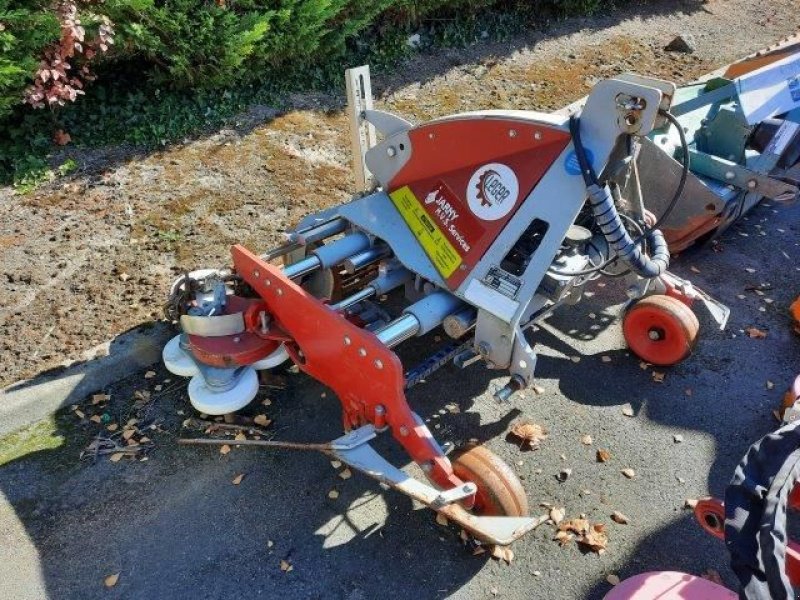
[623,295,699,366]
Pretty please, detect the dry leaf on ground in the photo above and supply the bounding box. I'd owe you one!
[92,393,109,405]
[549,506,565,525]
[578,523,609,554]
[109,452,124,463]
[606,574,621,586]
[621,468,636,479]
[652,371,665,383]
[280,559,293,573]
[220,444,231,455]
[509,419,548,449]
[581,434,593,445]
[339,468,352,480]
[554,530,574,546]
[611,511,629,524]
[745,326,767,339]
[622,404,635,417]
[597,449,612,463]
[330,460,342,469]
[327,489,339,500]
[436,513,449,527]
[253,414,271,427]
[232,473,244,485]
[234,432,247,442]
[490,544,514,564]
[104,573,119,588]
[144,371,156,379]
[559,518,590,536]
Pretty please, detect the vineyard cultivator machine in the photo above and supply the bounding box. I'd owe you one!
[162,40,800,546]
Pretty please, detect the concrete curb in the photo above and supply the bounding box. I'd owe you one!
[0,323,173,437]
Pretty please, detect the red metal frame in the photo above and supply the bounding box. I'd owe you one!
[229,244,468,495]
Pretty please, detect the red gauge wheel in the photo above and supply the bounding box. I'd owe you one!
[623,295,699,366]
[450,445,529,517]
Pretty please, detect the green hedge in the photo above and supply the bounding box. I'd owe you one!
[1,0,602,185]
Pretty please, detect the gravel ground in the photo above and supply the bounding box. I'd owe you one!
[1,1,800,599]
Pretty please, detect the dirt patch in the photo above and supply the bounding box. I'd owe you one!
[1,0,798,387]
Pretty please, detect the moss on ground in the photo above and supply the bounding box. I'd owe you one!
[0,412,83,472]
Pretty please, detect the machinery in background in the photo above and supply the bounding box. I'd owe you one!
[629,35,800,253]
[607,420,800,600]
[159,37,800,544]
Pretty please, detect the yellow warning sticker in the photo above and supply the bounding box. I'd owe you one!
[389,186,462,278]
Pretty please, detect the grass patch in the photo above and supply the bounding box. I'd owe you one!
[0,412,83,471]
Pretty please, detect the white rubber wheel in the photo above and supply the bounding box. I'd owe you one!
[188,366,258,415]
[251,343,290,370]
[163,334,200,378]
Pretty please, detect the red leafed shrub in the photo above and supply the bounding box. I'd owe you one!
[23,1,114,109]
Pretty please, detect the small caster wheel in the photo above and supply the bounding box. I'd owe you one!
[623,295,699,366]
[188,366,258,415]
[450,445,528,517]
[163,334,200,377]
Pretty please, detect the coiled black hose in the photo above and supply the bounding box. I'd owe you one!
[549,111,688,279]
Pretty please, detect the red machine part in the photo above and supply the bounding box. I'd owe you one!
[187,296,280,368]
[387,118,571,289]
[694,496,800,586]
[623,294,699,366]
[230,244,467,494]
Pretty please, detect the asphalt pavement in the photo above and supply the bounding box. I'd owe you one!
[1,198,798,599]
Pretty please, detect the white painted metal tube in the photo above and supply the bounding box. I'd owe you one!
[376,313,420,348]
[281,232,371,279]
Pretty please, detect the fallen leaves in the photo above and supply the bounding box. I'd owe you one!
[232,473,245,485]
[279,559,293,573]
[219,444,231,455]
[327,489,339,500]
[104,573,120,588]
[597,449,612,463]
[490,544,514,564]
[606,574,621,586]
[549,506,565,525]
[621,468,636,479]
[109,452,124,463]
[338,468,352,480]
[557,519,609,554]
[621,404,635,417]
[508,419,548,449]
[651,371,665,383]
[581,434,593,445]
[745,326,768,339]
[610,511,629,525]
[253,414,272,427]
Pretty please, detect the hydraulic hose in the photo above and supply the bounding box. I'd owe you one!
[563,115,670,279]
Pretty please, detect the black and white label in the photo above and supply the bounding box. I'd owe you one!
[483,266,522,299]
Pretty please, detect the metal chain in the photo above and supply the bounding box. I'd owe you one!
[404,338,474,390]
